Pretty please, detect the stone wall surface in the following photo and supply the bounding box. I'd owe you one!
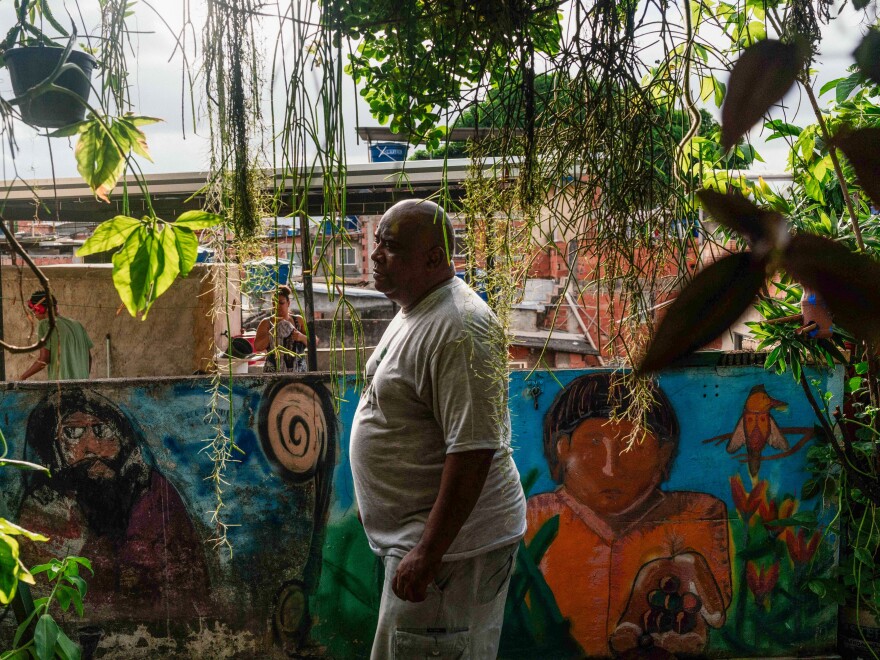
[1,265,227,379]
[0,365,843,658]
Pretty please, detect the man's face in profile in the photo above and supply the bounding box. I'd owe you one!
[58,411,122,480]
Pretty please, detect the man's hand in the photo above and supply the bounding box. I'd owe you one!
[391,448,496,602]
[392,544,442,602]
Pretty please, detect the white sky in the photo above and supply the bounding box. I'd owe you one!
[0,0,874,182]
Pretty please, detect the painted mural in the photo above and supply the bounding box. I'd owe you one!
[0,365,841,658]
[315,366,842,659]
[0,376,337,657]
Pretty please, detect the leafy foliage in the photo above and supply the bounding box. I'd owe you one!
[49,114,161,203]
[77,211,222,317]
[325,0,562,148]
[2,556,93,660]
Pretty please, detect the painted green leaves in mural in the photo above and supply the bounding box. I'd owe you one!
[77,211,222,318]
[49,114,161,203]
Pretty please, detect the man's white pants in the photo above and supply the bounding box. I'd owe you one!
[371,543,518,659]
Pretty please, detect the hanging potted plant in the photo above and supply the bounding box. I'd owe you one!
[0,1,96,128]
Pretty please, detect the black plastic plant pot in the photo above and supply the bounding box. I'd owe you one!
[4,46,96,128]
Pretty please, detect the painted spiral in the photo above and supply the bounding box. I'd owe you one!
[263,382,327,480]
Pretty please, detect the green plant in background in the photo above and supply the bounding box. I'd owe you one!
[75,210,223,317]
[0,429,49,607]
[1,556,93,660]
[637,27,880,652]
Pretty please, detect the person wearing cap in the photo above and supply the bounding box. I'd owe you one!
[19,290,93,381]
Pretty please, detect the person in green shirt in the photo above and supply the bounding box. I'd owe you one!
[20,290,93,381]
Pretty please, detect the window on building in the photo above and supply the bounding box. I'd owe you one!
[339,247,357,266]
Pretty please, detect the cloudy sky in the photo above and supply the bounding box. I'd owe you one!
[0,0,874,183]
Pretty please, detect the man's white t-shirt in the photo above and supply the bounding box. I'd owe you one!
[350,277,526,560]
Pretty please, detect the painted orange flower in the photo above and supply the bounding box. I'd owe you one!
[746,560,779,606]
[783,528,821,564]
[730,475,769,521]
[763,497,797,531]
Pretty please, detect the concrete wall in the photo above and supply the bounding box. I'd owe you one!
[0,365,842,657]
[1,264,240,379]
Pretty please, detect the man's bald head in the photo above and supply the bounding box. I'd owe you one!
[371,199,457,310]
[382,199,455,263]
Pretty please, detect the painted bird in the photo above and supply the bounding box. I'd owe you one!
[727,385,789,477]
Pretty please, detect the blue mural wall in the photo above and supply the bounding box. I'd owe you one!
[0,365,842,657]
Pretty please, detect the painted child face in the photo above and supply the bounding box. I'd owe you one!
[557,417,673,516]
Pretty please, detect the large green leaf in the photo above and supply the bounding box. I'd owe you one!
[141,225,181,318]
[721,39,806,150]
[55,630,81,660]
[34,614,60,660]
[112,227,156,317]
[174,210,223,230]
[637,253,767,374]
[0,533,20,604]
[173,226,199,278]
[75,119,125,203]
[76,215,142,257]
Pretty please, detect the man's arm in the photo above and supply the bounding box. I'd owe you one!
[19,347,50,381]
[392,448,495,602]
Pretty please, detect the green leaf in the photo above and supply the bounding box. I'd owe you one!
[174,210,223,230]
[55,630,81,660]
[111,226,153,317]
[855,546,875,567]
[0,519,48,542]
[66,574,88,600]
[46,120,89,138]
[527,514,560,565]
[835,72,862,103]
[764,119,801,140]
[75,119,125,203]
[848,376,863,392]
[141,225,181,318]
[125,114,162,128]
[638,253,767,374]
[76,215,142,257]
[0,534,20,604]
[13,607,40,648]
[173,226,198,278]
[67,556,93,573]
[55,584,73,611]
[34,615,60,660]
[112,119,152,162]
[819,77,844,97]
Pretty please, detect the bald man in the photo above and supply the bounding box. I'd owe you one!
[350,199,526,658]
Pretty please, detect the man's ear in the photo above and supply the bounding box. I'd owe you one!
[426,245,447,269]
